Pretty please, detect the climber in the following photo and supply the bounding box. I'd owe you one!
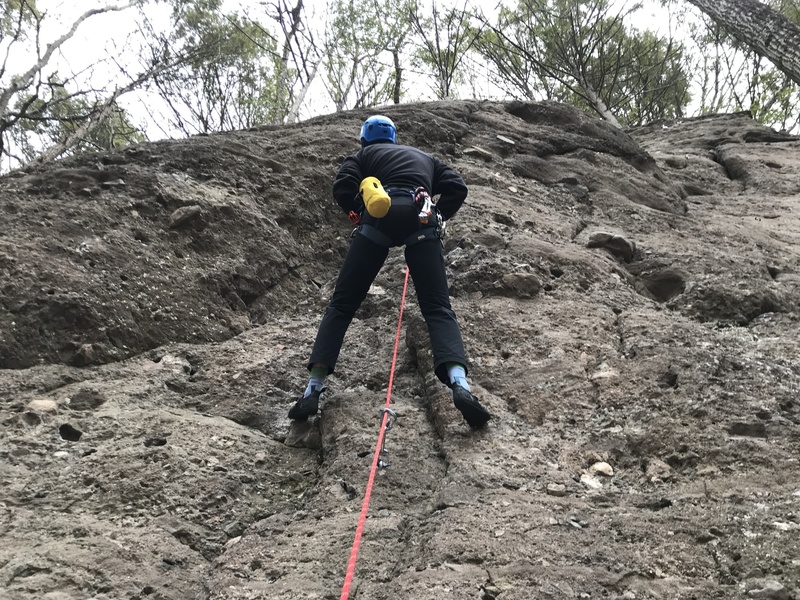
[288,114,491,429]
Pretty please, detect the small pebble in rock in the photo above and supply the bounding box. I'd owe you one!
[746,579,790,600]
[580,473,603,489]
[546,483,568,497]
[27,399,59,413]
[646,458,672,482]
[378,509,391,518]
[567,517,588,529]
[590,461,614,477]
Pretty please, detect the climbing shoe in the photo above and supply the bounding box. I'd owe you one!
[452,385,491,429]
[288,387,323,421]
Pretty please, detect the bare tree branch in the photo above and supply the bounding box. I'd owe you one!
[0,1,139,117]
[31,89,128,164]
[0,0,36,81]
[410,1,484,99]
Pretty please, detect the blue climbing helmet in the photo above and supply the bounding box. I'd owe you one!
[360,115,396,146]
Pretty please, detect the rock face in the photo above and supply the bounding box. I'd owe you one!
[1,101,799,600]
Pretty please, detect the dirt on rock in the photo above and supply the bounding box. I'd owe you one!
[1,101,799,600]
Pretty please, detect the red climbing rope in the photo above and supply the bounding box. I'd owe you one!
[339,267,411,600]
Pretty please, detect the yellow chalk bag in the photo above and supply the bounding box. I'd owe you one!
[360,176,391,218]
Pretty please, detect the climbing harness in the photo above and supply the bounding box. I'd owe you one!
[356,221,441,248]
[349,187,445,249]
[338,267,410,600]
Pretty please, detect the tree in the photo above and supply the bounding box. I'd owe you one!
[264,0,322,123]
[682,0,800,86]
[673,0,800,131]
[142,0,287,135]
[0,0,151,170]
[1,0,38,36]
[590,29,692,125]
[473,11,549,101]
[322,0,413,111]
[476,0,690,127]
[143,0,326,130]
[408,0,485,99]
[11,78,145,164]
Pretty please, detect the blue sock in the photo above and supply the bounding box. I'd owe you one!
[304,367,327,397]
[447,363,470,391]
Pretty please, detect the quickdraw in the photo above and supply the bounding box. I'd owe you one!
[377,408,398,470]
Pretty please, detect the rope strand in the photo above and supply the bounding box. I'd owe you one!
[339,267,411,600]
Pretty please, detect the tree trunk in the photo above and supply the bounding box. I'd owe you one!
[685,0,800,86]
[392,48,402,104]
[583,86,623,128]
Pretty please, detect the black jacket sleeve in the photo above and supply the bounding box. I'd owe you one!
[431,156,468,221]
[332,155,363,216]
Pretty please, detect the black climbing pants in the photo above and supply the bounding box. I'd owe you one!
[308,231,467,385]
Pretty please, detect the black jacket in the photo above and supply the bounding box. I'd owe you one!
[333,142,468,221]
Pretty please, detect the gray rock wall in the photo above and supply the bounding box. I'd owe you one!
[1,102,798,600]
